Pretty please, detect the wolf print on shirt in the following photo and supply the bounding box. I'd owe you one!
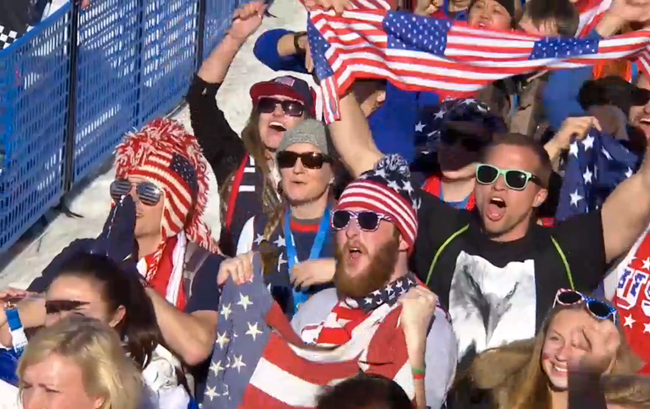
[449,251,536,364]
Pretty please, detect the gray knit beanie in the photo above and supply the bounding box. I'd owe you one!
[277,119,335,157]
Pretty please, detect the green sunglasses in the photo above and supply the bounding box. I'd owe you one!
[475,164,542,191]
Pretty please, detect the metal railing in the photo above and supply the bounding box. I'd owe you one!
[0,0,241,252]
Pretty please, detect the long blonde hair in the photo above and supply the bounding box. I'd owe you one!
[467,304,643,409]
[17,316,143,409]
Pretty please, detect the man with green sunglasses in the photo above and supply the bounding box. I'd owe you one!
[327,89,650,375]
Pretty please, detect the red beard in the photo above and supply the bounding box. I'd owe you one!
[334,236,399,299]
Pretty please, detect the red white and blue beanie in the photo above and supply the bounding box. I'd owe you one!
[114,118,218,253]
[335,154,421,249]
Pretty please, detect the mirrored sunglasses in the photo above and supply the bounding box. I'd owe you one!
[110,179,162,206]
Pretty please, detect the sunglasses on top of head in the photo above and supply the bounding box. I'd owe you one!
[257,97,305,117]
[553,288,618,325]
[475,164,543,191]
[331,210,392,232]
[277,151,333,170]
[110,179,162,206]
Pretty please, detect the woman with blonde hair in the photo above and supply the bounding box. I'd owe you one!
[18,315,143,409]
[459,289,642,409]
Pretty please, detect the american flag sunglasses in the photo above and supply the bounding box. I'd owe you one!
[109,179,162,206]
[331,210,392,232]
[553,288,618,325]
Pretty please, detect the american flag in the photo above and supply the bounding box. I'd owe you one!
[201,255,414,409]
[555,129,639,221]
[308,7,650,123]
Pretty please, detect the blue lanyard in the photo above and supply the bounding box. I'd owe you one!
[439,187,471,210]
[284,205,332,312]
[5,308,27,354]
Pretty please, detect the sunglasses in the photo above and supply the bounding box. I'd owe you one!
[331,210,392,232]
[476,164,542,191]
[110,179,162,206]
[257,97,305,117]
[45,300,90,315]
[276,151,332,169]
[553,289,618,325]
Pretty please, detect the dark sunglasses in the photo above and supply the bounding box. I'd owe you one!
[553,289,618,325]
[110,179,162,206]
[257,97,305,117]
[331,210,392,232]
[45,300,90,315]
[276,151,332,169]
[476,164,542,191]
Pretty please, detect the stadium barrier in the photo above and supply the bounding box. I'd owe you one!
[0,0,242,252]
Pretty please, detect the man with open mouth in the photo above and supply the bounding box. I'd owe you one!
[326,88,650,376]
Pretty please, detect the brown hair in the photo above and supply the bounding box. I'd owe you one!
[219,110,281,223]
[466,304,643,409]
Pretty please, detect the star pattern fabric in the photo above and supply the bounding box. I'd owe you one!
[201,255,417,409]
[555,129,639,221]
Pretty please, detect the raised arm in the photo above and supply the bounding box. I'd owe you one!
[328,91,385,177]
[187,2,266,186]
[601,141,650,263]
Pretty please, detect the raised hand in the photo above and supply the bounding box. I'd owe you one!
[229,2,268,43]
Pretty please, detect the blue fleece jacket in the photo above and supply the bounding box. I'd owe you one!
[254,28,440,162]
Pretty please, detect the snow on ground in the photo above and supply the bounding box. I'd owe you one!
[0,0,311,290]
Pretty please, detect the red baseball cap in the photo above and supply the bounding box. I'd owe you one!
[250,75,316,117]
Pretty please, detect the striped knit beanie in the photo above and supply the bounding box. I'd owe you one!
[335,154,421,249]
[114,118,218,253]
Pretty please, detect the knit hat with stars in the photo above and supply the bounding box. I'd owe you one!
[335,154,420,250]
[114,118,218,253]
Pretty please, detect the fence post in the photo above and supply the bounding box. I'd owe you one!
[63,0,81,193]
[196,0,208,64]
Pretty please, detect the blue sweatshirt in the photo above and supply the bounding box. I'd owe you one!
[254,29,440,162]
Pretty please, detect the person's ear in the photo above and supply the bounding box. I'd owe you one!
[532,188,548,208]
[376,89,387,105]
[108,305,126,328]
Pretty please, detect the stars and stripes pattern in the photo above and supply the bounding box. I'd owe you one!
[202,255,416,409]
[114,118,217,253]
[337,154,420,247]
[307,4,650,123]
[555,129,639,221]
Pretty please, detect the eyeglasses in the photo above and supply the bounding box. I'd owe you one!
[331,210,392,232]
[476,164,542,191]
[553,289,618,325]
[45,300,90,315]
[257,97,305,117]
[276,151,332,169]
[110,179,162,206]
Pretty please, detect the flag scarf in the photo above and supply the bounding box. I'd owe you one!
[201,255,414,409]
[308,8,650,123]
[555,130,639,222]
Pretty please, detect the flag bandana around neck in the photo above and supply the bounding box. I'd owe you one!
[201,255,416,408]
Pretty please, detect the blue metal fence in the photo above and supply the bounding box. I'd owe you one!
[0,0,237,252]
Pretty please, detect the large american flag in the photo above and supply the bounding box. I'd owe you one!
[308,6,650,123]
[201,255,413,409]
[555,129,639,221]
